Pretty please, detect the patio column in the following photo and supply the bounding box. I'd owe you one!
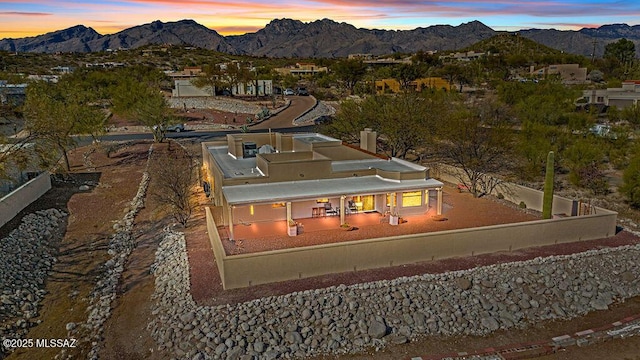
[425,189,430,208]
[286,202,292,222]
[436,187,443,215]
[340,195,346,225]
[389,192,396,215]
[228,205,235,240]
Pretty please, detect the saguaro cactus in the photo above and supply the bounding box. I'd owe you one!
[542,151,555,219]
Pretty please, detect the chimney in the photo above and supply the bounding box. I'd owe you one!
[360,128,377,154]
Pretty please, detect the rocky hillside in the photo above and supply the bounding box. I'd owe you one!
[520,23,640,58]
[0,19,235,54]
[1,18,639,58]
[224,18,496,57]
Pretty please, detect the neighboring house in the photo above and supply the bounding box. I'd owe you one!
[202,129,444,240]
[441,51,486,62]
[169,66,273,97]
[363,57,412,67]
[530,64,588,84]
[26,74,59,83]
[172,79,273,97]
[375,77,452,94]
[166,67,202,81]
[51,66,74,74]
[275,63,328,77]
[0,81,27,106]
[347,53,374,60]
[84,62,125,68]
[581,80,640,110]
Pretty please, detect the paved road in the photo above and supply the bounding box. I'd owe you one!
[72,95,317,146]
[251,95,316,130]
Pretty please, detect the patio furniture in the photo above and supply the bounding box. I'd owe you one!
[348,200,358,213]
[325,202,338,216]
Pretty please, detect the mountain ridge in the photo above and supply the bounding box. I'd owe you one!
[1,18,639,58]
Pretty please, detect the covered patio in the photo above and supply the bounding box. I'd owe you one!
[218,186,541,256]
[222,175,445,240]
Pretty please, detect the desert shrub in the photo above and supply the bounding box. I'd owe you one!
[621,154,640,208]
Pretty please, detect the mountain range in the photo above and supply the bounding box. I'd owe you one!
[1,18,639,59]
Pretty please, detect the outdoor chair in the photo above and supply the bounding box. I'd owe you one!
[325,202,338,216]
[348,200,358,213]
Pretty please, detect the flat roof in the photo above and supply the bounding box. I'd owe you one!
[292,133,339,144]
[222,175,443,205]
[331,158,426,173]
[208,146,263,179]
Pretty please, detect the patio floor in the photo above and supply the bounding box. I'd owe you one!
[218,186,541,256]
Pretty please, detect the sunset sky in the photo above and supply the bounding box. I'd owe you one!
[1,0,640,39]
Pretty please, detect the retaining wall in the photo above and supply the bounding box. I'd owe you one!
[0,173,51,228]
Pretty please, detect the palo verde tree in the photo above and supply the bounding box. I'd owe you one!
[436,99,515,197]
[324,91,453,158]
[621,145,640,209]
[333,58,368,95]
[111,75,176,143]
[391,63,421,91]
[604,38,636,76]
[22,77,107,172]
[149,143,197,227]
[563,137,609,195]
[191,63,227,96]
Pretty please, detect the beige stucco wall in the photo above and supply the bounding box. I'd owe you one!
[209,207,616,289]
[431,163,587,215]
[206,207,227,281]
[0,172,51,227]
[206,170,618,289]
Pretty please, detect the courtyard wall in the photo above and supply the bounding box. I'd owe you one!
[206,188,616,289]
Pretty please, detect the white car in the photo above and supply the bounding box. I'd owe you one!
[283,88,295,96]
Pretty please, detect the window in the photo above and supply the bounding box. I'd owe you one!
[386,193,397,207]
[402,191,422,207]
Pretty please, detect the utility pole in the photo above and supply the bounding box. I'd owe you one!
[591,38,597,63]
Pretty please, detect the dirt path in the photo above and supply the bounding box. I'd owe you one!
[99,142,183,360]
[6,142,151,359]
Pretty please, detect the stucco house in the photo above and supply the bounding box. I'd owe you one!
[375,77,451,94]
[202,129,444,240]
[581,80,640,110]
[530,64,588,84]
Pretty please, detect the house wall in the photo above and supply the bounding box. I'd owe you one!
[431,163,581,215]
[207,197,617,289]
[206,207,227,282]
[0,172,51,228]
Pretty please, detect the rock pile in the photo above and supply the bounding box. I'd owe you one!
[148,230,640,360]
[168,98,262,115]
[0,209,67,354]
[293,100,335,125]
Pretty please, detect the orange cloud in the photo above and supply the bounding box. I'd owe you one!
[0,11,51,16]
